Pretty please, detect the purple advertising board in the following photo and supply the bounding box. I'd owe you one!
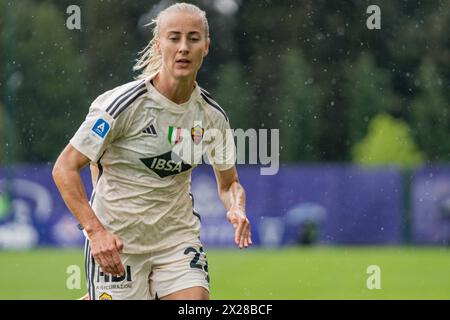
[0,165,92,249]
[0,163,409,249]
[412,166,450,244]
[192,164,404,247]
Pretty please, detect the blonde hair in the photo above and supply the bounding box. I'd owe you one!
[133,2,210,79]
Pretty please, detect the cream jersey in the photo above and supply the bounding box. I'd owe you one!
[70,75,236,254]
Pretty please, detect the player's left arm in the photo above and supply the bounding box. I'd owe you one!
[213,166,252,249]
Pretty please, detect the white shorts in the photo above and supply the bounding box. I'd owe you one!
[84,238,210,300]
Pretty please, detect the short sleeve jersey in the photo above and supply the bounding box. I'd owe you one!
[70,74,236,254]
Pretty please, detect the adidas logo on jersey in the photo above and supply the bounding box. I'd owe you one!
[142,124,157,137]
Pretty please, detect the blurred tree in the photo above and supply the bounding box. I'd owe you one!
[275,50,322,162]
[82,0,145,98]
[0,0,448,164]
[235,1,312,135]
[410,57,450,161]
[211,62,255,130]
[386,0,450,97]
[234,0,450,162]
[10,0,85,162]
[0,103,6,163]
[0,0,14,165]
[343,52,400,147]
[352,113,425,168]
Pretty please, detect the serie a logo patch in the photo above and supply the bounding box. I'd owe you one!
[92,118,110,138]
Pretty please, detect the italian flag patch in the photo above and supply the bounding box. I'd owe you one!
[168,126,182,145]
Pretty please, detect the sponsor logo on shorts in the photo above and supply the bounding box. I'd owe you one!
[97,265,132,283]
[95,265,133,291]
[96,283,132,291]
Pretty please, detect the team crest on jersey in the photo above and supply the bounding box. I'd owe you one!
[99,292,112,300]
[91,118,110,138]
[191,125,204,145]
[168,126,183,145]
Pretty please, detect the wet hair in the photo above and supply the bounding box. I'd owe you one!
[133,2,210,79]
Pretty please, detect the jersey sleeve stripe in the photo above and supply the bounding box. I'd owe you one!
[105,80,146,115]
[200,91,229,122]
[199,87,213,99]
[112,87,148,119]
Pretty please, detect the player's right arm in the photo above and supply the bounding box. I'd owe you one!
[52,144,125,277]
[55,81,142,277]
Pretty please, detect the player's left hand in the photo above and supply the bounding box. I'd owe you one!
[226,207,252,249]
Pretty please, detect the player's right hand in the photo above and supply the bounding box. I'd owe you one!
[226,207,252,249]
[88,228,125,277]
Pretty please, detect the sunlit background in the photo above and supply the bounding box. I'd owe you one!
[1,0,450,299]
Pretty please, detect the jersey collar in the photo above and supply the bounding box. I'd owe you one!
[144,72,201,113]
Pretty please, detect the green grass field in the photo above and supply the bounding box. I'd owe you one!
[0,246,449,300]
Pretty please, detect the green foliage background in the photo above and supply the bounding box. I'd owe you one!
[1,0,449,165]
[352,113,425,168]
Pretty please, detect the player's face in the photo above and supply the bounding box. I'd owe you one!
[157,11,209,80]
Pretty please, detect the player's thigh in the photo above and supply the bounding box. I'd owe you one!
[85,241,150,300]
[149,240,210,300]
[160,286,209,300]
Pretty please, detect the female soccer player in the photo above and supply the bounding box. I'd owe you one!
[53,2,252,300]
